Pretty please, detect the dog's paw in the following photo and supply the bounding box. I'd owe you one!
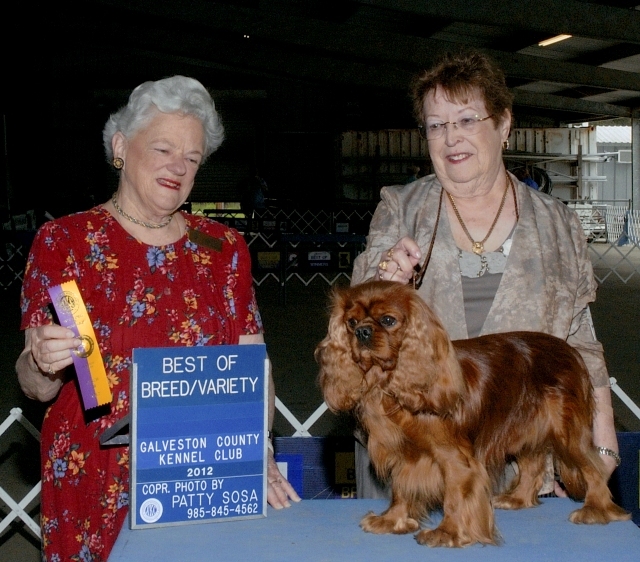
[415,528,471,548]
[360,511,419,535]
[569,504,631,524]
[493,494,540,510]
[415,527,497,548]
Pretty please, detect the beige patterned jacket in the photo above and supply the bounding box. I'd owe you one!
[351,173,608,388]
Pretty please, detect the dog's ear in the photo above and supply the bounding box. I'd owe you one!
[388,292,465,415]
[315,289,365,412]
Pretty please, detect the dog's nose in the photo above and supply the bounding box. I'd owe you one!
[355,325,373,344]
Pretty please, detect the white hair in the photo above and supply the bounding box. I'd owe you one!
[102,75,224,162]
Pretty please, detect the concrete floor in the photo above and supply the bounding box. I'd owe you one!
[1,245,639,561]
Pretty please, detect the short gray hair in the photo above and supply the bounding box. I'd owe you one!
[103,75,224,162]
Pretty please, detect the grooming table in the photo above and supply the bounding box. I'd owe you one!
[110,498,640,561]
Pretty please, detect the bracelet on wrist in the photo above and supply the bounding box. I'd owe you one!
[597,446,621,467]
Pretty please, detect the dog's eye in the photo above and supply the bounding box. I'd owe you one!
[379,315,397,327]
[347,318,358,329]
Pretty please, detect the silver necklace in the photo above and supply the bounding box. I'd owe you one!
[111,193,173,229]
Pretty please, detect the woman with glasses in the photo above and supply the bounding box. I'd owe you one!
[350,50,620,499]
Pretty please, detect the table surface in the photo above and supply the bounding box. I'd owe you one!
[110,498,640,561]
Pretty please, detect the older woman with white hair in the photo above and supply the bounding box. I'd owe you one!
[16,75,299,561]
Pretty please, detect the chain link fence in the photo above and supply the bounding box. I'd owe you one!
[6,204,640,291]
[566,200,640,284]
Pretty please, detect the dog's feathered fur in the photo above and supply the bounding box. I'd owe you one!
[315,280,629,547]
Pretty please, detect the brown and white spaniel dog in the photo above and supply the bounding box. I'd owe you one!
[315,280,629,547]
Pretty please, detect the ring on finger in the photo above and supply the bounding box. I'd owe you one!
[47,364,55,375]
[378,260,388,271]
[387,249,394,258]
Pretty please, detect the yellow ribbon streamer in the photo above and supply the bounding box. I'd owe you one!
[49,280,112,409]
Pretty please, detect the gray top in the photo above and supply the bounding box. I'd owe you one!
[461,272,503,339]
[458,236,511,338]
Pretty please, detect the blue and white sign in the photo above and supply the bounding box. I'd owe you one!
[130,345,268,529]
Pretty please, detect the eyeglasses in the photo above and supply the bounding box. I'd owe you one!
[418,114,495,140]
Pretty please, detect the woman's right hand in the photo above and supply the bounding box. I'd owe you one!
[376,237,422,284]
[16,325,81,402]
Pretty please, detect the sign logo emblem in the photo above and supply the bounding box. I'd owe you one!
[139,498,163,523]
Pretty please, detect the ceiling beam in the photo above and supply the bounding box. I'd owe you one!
[101,34,633,119]
[513,90,631,118]
[93,0,640,93]
[358,0,640,44]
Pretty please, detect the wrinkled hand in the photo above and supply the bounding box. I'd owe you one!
[376,237,422,284]
[29,324,80,373]
[17,325,80,402]
[267,449,301,509]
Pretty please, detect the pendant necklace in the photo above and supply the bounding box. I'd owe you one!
[447,172,514,255]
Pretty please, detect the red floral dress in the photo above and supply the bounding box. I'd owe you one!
[20,207,262,562]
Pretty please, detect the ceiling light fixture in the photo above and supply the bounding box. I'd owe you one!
[538,34,572,47]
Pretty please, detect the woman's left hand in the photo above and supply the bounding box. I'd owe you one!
[267,449,301,509]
